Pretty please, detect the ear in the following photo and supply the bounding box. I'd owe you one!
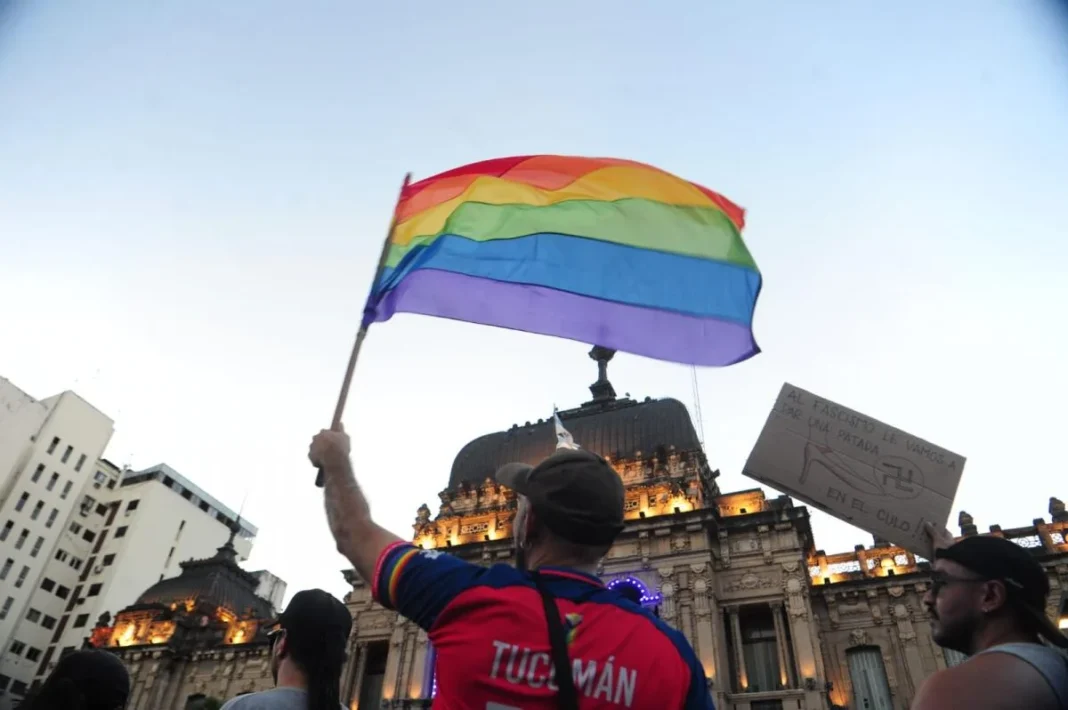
[980,580,1011,614]
[276,634,289,659]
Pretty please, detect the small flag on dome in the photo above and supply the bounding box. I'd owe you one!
[554,410,580,450]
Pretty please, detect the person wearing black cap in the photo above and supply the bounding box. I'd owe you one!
[18,649,129,710]
[911,523,1068,709]
[221,589,351,710]
[310,427,715,709]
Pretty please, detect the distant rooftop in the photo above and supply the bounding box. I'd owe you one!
[121,463,258,538]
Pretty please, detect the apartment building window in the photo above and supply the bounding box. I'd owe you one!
[82,530,96,543]
[61,446,73,463]
[55,585,70,599]
[102,554,115,566]
[0,675,8,690]
[95,504,107,516]
[41,615,56,630]
[70,558,82,571]
[10,680,27,696]
[31,464,44,483]
[47,437,59,454]
[87,583,102,597]
[0,521,11,541]
[0,598,13,620]
[73,614,89,628]
[14,529,28,549]
[0,559,13,580]
[9,641,26,656]
[93,471,106,484]
[45,508,57,528]
[55,550,68,562]
[114,526,128,538]
[74,454,87,472]
[26,608,41,623]
[127,499,140,512]
[30,536,44,558]
[60,481,73,500]
[25,647,41,662]
[30,501,44,520]
[68,522,82,535]
[40,578,55,592]
[46,473,59,491]
[15,565,29,588]
[15,492,29,512]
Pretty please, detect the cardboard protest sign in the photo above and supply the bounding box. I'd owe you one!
[743,383,966,556]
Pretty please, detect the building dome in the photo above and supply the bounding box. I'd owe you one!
[134,535,273,621]
[448,348,703,488]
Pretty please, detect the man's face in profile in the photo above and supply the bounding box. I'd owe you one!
[924,559,987,652]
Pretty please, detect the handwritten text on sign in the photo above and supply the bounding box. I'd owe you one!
[743,384,966,555]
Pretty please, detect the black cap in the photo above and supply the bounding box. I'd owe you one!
[496,448,625,546]
[937,535,1067,648]
[275,589,352,663]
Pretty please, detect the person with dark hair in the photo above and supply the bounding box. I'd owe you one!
[311,427,715,709]
[221,589,351,710]
[913,523,1068,709]
[18,649,129,710]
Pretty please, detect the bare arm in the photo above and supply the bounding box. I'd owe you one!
[310,428,402,584]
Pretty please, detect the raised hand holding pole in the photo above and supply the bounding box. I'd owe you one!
[315,173,412,487]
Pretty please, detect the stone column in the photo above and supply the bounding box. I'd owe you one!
[770,601,792,688]
[891,600,927,697]
[348,643,368,708]
[340,627,361,698]
[691,573,718,687]
[406,630,430,700]
[382,618,406,703]
[728,606,748,691]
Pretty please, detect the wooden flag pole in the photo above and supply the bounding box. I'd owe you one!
[315,172,412,487]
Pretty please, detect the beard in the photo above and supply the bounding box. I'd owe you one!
[930,608,978,655]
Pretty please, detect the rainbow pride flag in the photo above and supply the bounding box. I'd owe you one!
[364,155,762,366]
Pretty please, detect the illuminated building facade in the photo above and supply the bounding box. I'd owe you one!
[337,349,1068,710]
[88,525,278,708]
[74,351,1068,710]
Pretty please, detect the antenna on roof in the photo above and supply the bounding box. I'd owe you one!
[690,365,705,449]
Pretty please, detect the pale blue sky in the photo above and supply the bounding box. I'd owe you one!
[2,1,1067,602]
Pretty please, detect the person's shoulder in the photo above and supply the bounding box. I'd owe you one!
[913,651,1061,709]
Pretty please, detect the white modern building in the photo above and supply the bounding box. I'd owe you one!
[0,378,281,708]
[0,378,115,704]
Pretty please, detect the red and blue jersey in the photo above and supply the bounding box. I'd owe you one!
[373,542,715,710]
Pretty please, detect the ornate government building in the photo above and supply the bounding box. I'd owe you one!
[89,349,1068,710]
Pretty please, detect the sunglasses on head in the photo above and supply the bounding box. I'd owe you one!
[267,628,285,646]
